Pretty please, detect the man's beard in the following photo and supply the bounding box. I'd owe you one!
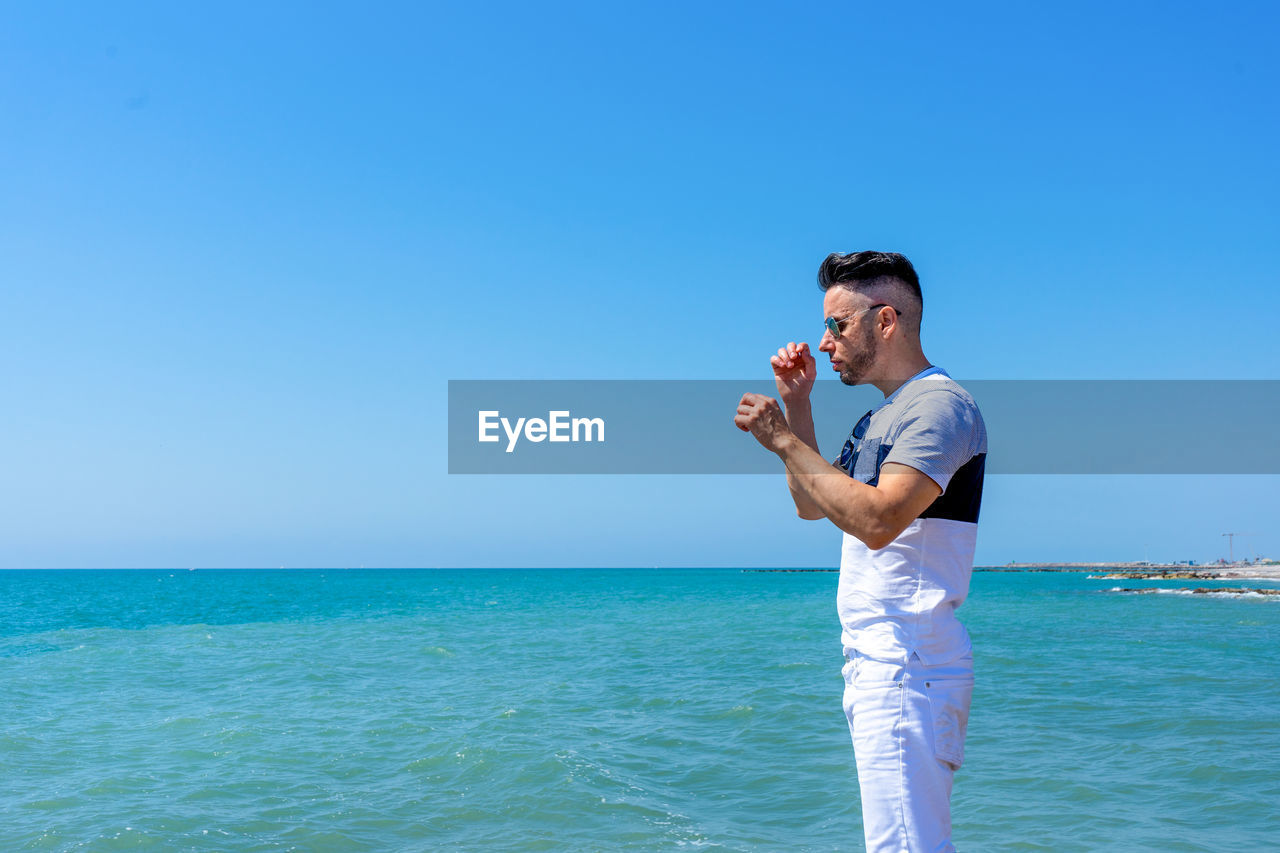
[838,325,878,386]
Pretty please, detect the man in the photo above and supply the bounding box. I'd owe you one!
[734,251,987,852]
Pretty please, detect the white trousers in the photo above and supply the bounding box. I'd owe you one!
[841,651,974,853]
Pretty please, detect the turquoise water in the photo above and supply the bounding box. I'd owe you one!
[2,569,1278,851]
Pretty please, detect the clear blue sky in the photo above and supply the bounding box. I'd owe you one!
[3,2,1277,568]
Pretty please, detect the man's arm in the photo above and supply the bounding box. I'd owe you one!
[779,399,828,520]
[735,393,941,549]
[778,441,940,549]
[768,342,827,520]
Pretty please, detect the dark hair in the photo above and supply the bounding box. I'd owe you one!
[817,251,922,309]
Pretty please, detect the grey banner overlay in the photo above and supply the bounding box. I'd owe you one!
[448,380,1280,474]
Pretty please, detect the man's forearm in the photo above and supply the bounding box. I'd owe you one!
[774,432,903,548]
[783,401,827,520]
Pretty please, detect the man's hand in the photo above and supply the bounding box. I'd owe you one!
[771,341,816,408]
[734,393,794,454]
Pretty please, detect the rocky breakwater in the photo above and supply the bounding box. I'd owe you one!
[1093,570,1221,580]
[1110,586,1280,598]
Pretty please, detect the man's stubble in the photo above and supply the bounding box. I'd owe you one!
[838,321,880,387]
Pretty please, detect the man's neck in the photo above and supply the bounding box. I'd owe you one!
[870,357,935,398]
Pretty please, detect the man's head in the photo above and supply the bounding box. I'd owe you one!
[816,251,926,387]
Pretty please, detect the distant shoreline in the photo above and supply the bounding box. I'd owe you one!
[747,563,1280,581]
[991,562,1280,580]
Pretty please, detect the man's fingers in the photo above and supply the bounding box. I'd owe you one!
[733,400,759,430]
[736,394,764,432]
[772,342,814,372]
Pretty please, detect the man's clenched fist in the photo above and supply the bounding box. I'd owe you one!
[734,393,793,453]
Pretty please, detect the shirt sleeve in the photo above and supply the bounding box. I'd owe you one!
[881,389,982,492]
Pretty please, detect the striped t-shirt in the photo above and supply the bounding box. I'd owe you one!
[833,366,988,665]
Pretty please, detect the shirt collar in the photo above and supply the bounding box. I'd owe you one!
[877,365,948,409]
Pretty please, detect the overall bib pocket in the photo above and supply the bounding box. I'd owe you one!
[851,437,883,484]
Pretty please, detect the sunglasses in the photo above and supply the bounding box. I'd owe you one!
[825,304,902,339]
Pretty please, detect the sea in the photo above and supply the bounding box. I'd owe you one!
[2,568,1278,852]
